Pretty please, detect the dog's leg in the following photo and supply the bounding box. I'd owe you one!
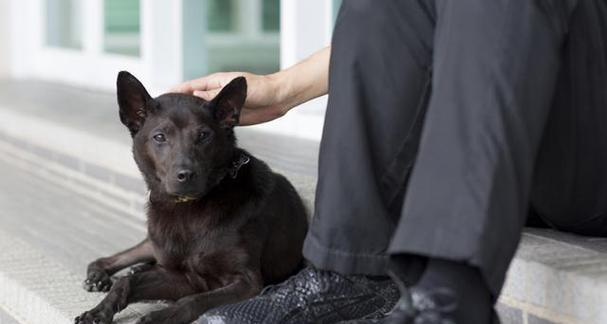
[135,272,263,324]
[75,266,197,324]
[83,238,155,292]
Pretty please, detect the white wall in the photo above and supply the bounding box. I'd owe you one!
[0,1,11,78]
[247,0,334,142]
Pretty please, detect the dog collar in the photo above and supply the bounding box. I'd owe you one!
[174,196,197,203]
[229,153,251,179]
[167,153,250,204]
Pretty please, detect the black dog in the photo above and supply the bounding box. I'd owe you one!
[75,72,308,324]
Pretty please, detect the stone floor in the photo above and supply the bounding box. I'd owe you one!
[0,308,19,324]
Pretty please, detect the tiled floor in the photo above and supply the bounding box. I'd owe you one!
[0,308,19,324]
[0,144,169,324]
[0,155,145,272]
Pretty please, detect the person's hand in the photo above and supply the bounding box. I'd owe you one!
[171,72,287,126]
[172,47,330,125]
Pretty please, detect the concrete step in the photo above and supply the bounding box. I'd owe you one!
[0,308,19,324]
[0,79,605,324]
[0,154,166,324]
[498,229,607,324]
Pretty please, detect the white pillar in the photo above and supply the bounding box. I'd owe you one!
[181,0,208,81]
[82,0,103,55]
[9,0,40,79]
[141,0,207,94]
[0,0,11,78]
[255,0,333,141]
[280,0,332,69]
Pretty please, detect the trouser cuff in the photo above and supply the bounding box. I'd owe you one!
[302,234,390,277]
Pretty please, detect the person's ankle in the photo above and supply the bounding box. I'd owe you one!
[417,258,492,323]
[389,253,428,286]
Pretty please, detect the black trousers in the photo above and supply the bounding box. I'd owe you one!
[303,0,607,296]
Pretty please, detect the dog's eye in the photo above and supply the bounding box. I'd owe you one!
[199,131,211,142]
[153,134,167,143]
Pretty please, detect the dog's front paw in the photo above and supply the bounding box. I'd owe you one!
[128,263,154,275]
[136,307,186,324]
[83,270,112,292]
[74,308,113,324]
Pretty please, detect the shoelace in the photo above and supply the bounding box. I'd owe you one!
[388,270,457,324]
[411,288,457,324]
[412,287,457,313]
[260,269,312,295]
[260,267,341,298]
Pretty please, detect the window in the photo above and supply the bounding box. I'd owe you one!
[46,0,82,50]
[262,0,280,32]
[202,0,280,75]
[19,0,329,139]
[104,0,141,57]
[333,0,343,24]
[208,0,235,32]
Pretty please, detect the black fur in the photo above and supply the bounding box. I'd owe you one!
[76,71,308,324]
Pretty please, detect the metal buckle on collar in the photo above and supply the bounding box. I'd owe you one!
[174,196,197,203]
[230,154,250,179]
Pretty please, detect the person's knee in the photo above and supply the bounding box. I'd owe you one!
[537,206,607,236]
[346,0,383,16]
[332,0,391,67]
[343,0,429,26]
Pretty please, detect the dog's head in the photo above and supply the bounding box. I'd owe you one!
[116,71,246,201]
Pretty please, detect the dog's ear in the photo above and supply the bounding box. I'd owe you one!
[117,71,153,136]
[210,77,247,128]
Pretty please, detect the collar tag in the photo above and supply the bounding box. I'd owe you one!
[230,154,250,178]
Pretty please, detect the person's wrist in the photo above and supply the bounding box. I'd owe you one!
[266,71,293,115]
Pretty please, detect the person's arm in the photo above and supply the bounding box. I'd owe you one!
[274,46,330,112]
[171,46,330,126]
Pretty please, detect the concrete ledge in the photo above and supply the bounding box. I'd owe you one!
[0,308,20,324]
[0,228,167,324]
[498,229,607,324]
[0,153,166,324]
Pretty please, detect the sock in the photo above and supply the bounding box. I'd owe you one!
[417,258,492,323]
[389,254,428,286]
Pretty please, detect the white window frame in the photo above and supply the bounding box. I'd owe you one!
[9,0,207,95]
[250,0,335,141]
[206,0,279,42]
[8,0,335,140]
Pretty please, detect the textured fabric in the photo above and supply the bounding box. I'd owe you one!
[416,258,491,323]
[194,267,399,324]
[391,0,596,295]
[336,287,458,324]
[304,0,437,278]
[305,0,607,297]
[530,0,607,236]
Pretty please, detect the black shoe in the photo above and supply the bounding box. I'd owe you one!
[337,287,457,324]
[195,266,400,324]
[338,268,503,324]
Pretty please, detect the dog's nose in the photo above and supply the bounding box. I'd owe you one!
[176,169,194,182]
